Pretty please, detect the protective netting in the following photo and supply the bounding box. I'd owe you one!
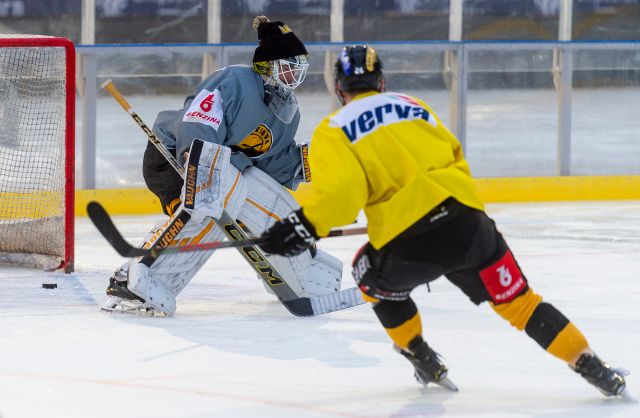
[0,36,68,264]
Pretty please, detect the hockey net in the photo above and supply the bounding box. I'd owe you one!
[0,35,75,272]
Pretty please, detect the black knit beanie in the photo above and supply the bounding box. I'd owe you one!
[252,16,308,62]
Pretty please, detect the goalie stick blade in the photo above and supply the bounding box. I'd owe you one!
[282,287,366,317]
[87,201,148,258]
[88,201,264,258]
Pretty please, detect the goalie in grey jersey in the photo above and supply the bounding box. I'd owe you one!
[103,16,343,316]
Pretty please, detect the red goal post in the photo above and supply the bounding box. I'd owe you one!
[0,35,75,273]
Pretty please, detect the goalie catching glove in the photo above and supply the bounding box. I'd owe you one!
[259,209,319,257]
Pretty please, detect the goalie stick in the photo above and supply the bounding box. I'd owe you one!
[88,201,366,259]
[100,79,367,316]
[88,201,366,316]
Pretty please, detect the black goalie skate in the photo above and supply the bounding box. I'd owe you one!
[395,336,458,391]
[101,269,161,316]
[106,275,145,303]
[573,353,626,397]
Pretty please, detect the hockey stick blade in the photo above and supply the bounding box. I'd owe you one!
[87,201,263,258]
[284,286,366,316]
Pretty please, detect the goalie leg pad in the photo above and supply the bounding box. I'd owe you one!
[238,167,343,298]
[126,261,177,316]
[114,144,249,315]
[182,139,247,223]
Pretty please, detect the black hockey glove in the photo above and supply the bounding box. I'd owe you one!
[258,209,319,257]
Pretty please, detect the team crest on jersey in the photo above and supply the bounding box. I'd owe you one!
[183,88,223,131]
[234,124,273,158]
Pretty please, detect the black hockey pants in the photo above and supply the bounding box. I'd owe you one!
[142,142,183,215]
[352,198,530,305]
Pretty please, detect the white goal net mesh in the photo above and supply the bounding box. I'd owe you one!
[0,35,70,267]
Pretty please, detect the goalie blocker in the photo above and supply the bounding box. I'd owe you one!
[105,139,343,316]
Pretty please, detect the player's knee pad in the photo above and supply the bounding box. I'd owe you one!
[238,167,343,298]
[525,302,570,349]
[524,301,588,363]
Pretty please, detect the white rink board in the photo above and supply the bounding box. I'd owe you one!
[1,201,639,418]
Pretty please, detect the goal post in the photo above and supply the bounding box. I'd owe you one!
[0,35,75,273]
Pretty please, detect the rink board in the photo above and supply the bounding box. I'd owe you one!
[75,175,640,216]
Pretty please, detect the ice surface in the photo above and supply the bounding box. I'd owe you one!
[1,201,639,417]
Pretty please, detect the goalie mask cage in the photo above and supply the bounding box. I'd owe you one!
[0,35,75,273]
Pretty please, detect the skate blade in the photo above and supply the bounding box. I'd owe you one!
[100,297,164,317]
[434,377,459,392]
[620,389,637,402]
[613,367,630,377]
[415,371,459,392]
[100,306,164,317]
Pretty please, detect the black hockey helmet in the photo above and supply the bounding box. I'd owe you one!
[334,45,383,93]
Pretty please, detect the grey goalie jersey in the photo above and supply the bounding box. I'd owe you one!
[152,65,304,189]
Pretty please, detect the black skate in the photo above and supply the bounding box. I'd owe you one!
[101,271,161,316]
[573,353,626,397]
[395,337,458,391]
[105,275,144,303]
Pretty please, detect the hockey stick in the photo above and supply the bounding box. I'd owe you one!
[100,80,367,316]
[89,200,366,316]
[87,201,265,258]
[88,200,365,258]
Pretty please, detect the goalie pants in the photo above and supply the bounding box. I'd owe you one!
[143,142,183,215]
[353,198,589,362]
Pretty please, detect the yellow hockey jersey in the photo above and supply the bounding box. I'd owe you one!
[297,91,485,249]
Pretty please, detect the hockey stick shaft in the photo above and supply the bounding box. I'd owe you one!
[102,79,184,176]
[327,226,367,237]
[87,201,263,258]
[88,200,361,258]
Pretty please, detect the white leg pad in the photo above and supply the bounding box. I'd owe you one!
[239,167,343,298]
[127,260,177,316]
[122,141,249,315]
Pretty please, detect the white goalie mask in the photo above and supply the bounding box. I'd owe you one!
[269,55,309,91]
[261,55,308,124]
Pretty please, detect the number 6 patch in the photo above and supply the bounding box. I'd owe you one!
[183,88,223,130]
[479,250,526,304]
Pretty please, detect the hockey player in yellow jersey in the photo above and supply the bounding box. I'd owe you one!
[258,45,627,396]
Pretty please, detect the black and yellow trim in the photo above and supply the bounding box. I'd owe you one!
[165,197,182,216]
[491,288,590,363]
[373,299,423,350]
